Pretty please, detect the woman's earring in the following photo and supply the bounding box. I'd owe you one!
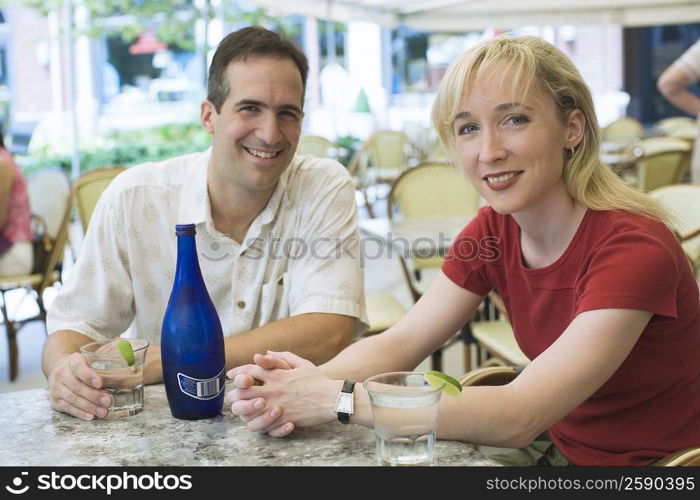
[568,146,576,158]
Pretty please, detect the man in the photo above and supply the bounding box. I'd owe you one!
[43,26,366,421]
[657,37,700,184]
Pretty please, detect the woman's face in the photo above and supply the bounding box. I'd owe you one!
[452,66,584,216]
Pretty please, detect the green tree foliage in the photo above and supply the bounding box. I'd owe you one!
[12,0,299,50]
[18,122,212,175]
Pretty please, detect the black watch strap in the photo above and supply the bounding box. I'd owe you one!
[337,380,355,424]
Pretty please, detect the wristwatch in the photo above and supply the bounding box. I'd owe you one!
[334,380,355,424]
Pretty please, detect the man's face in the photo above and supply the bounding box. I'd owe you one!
[201,56,304,196]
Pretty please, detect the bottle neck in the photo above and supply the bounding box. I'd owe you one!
[174,234,204,284]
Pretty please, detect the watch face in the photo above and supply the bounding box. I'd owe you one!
[335,392,354,414]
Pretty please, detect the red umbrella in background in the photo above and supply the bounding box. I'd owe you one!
[129,29,167,55]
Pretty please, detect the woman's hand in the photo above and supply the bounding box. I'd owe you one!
[225,351,341,437]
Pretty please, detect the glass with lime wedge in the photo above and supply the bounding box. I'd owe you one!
[80,338,149,418]
[117,339,136,371]
[423,370,462,397]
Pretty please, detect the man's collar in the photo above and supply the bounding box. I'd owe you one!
[177,148,294,238]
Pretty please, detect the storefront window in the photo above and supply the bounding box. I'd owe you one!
[100,29,200,114]
[391,26,428,94]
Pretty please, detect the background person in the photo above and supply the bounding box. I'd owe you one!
[226,35,700,466]
[43,26,366,421]
[657,38,700,184]
[0,124,33,277]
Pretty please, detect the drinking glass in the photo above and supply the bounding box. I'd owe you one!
[80,338,149,419]
[363,371,444,466]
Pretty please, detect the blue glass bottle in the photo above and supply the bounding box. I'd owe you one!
[161,224,225,420]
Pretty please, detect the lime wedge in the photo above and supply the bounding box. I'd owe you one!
[117,339,135,368]
[424,370,462,397]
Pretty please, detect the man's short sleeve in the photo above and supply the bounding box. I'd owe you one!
[285,160,367,328]
[46,179,136,340]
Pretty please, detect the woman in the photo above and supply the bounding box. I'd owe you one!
[225,36,700,466]
[0,125,33,277]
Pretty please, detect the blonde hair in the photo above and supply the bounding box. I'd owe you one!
[431,35,673,226]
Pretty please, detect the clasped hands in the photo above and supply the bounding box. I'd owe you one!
[224,351,339,437]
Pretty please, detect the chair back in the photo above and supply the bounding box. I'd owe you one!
[667,123,697,143]
[0,169,71,293]
[388,162,479,220]
[650,184,700,276]
[402,121,430,160]
[26,168,71,239]
[297,135,337,159]
[387,162,480,301]
[650,184,700,240]
[602,117,645,146]
[0,168,71,381]
[37,199,71,292]
[425,138,449,162]
[459,366,519,387]
[652,116,696,136]
[346,130,413,217]
[634,137,691,191]
[366,130,411,172]
[72,166,126,233]
[654,447,700,466]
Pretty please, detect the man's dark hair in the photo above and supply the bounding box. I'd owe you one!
[207,26,309,112]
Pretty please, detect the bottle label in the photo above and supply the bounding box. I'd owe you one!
[176,368,226,400]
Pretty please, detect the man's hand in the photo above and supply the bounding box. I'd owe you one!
[47,352,113,421]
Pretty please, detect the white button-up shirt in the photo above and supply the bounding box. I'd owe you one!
[48,149,367,346]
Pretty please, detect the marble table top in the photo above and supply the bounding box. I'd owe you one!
[2,385,500,467]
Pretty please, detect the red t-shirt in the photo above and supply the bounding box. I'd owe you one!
[442,206,700,465]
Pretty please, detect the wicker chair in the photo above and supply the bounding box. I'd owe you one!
[602,117,645,149]
[348,130,413,217]
[654,448,700,466]
[387,162,480,302]
[621,137,691,191]
[72,166,126,233]
[296,135,337,159]
[649,184,700,276]
[468,291,529,371]
[386,161,480,370]
[0,169,71,381]
[362,293,407,337]
[424,138,449,162]
[652,116,696,136]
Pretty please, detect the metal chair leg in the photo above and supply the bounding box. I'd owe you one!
[362,191,376,218]
[431,349,443,372]
[8,321,18,381]
[1,290,19,381]
[460,322,478,372]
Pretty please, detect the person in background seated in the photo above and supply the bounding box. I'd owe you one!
[43,26,366,421]
[226,35,700,466]
[0,124,33,277]
[657,37,700,184]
